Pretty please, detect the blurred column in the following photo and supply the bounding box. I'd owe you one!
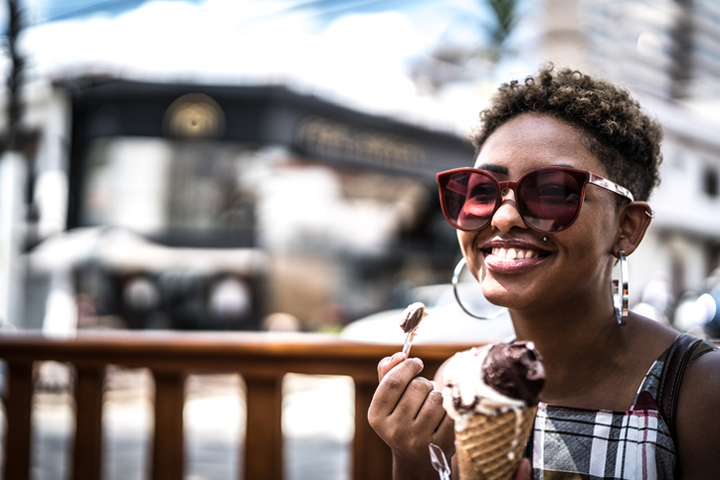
[0,151,27,327]
[1,0,27,329]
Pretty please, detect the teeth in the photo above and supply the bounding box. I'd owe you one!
[491,247,539,259]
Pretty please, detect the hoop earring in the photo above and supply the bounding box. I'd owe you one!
[452,257,505,320]
[613,250,629,326]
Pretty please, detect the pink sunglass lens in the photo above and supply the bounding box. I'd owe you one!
[442,172,498,230]
[517,169,585,232]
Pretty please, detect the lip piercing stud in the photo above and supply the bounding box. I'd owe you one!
[542,236,548,242]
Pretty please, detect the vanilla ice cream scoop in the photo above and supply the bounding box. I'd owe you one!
[443,342,544,417]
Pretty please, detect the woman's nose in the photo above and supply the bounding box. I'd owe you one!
[490,189,528,232]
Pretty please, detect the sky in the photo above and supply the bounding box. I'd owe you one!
[1,0,540,134]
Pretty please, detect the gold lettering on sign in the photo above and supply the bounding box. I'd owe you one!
[296,116,425,167]
[163,93,226,138]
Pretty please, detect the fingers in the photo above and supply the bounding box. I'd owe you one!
[433,403,456,455]
[418,389,455,453]
[514,458,531,480]
[377,351,407,382]
[393,373,436,420]
[369,357,456,459]
[371,357,425,416]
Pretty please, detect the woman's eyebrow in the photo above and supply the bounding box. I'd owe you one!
[475,163,509,175]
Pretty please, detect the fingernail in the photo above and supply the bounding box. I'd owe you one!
[413,357,424,369]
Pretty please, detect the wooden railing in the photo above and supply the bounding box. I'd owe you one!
[0,331,474,480]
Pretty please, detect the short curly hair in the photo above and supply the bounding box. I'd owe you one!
[471,65,663,202]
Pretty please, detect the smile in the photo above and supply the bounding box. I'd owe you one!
[490,247,541,260]
[481,242,552,274]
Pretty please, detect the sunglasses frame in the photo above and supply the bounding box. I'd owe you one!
[436,166,635,234]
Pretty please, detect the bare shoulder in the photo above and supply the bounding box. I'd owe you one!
[628,314,678,350]
[677,344,720,407]
[675,345,720,479]
[678,344,720,403]
[625,314,678,367]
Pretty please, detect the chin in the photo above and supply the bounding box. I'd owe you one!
[479,278,510,305]
[480,276,534,309]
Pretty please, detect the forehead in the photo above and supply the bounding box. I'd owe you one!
[474,113,605,176]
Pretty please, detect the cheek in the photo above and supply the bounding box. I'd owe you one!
[588,207,621,249]
[561,209,619,265]
[456,230,483,277]
[456,230,474,258]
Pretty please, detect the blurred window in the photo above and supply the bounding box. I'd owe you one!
[79,137,263,246]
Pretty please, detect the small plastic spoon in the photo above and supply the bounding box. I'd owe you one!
[428,443,451,480]
[400,302,427,356]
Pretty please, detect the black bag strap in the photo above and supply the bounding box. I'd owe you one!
[656,333,715,438]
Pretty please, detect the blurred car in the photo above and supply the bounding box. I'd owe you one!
[341,283,515,345]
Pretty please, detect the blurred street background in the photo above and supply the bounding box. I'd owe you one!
[1,0,719,478]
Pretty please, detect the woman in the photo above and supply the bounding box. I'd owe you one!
[368,65,720,479]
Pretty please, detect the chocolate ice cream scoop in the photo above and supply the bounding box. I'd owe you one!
[482,342,544,405]
[400,302,426,333]
[400,302,427,356]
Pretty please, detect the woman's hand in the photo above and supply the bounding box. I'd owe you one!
[368,352,455,480]
[514,458,532,479]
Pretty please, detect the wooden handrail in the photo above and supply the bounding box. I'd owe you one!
[0,331,476,480]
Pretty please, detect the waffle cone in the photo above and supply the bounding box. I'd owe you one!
[454,406,537,480]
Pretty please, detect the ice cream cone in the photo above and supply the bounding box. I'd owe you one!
[442,343,544,479]
[454,405,537,480]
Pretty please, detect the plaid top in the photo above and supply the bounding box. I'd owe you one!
[530,340,716,479]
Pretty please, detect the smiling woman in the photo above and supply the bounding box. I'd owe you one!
[368,65,720,480]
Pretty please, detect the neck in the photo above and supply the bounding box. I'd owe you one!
[509,300,628,404]
[511,290,620,341]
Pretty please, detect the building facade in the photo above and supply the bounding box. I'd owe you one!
[539,0,720,319]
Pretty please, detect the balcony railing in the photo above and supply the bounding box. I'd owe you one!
[0,331,475,480]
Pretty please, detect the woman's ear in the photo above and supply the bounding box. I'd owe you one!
[615,201,653,256]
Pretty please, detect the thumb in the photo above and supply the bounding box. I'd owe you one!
[514,458,531,480]
[377,352,407,382]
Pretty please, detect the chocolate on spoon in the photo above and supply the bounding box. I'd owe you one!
[400,302,427,356]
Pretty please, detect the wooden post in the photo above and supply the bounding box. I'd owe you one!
[151,371,186,480]
[243,374,283,480]
[353,378,393,480]
[72,365,105,480]
[3,361,33,480]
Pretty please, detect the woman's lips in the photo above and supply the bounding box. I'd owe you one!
[482,245,551,274]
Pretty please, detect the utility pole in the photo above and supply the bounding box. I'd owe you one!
[0,0,27,328]
[6,0,23,150]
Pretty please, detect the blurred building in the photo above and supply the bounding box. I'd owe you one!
[540,0,720,313]
[581,0,720,102]
[5,77,474,332]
